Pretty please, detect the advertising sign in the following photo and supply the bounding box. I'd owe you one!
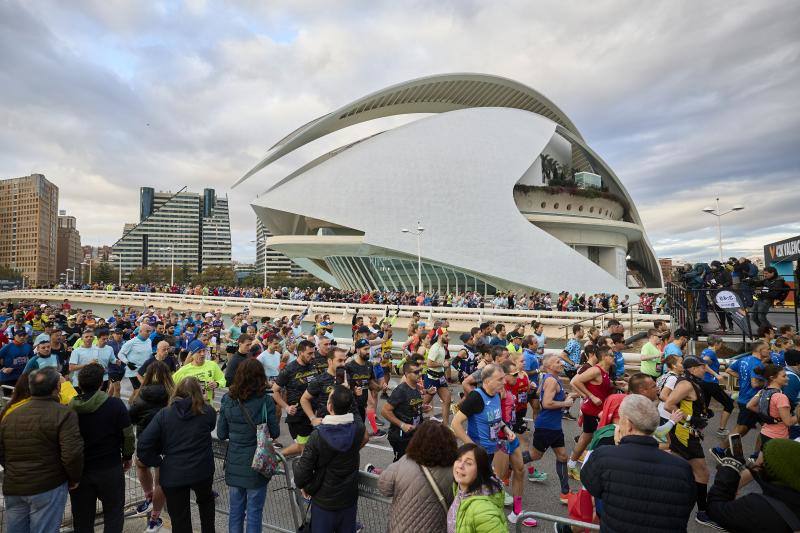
[714,290,742,309]
[764,235,800,264]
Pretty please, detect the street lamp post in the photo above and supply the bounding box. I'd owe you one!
[81,260,92,285]
[702,198,745,262]
[251,239,268,289]
[401,221,425,293]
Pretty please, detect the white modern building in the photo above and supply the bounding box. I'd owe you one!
[113,187,231,277]
[255,219,306,279]
[235,73,662,294]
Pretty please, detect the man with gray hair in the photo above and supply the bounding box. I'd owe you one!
[0,368,84,533]
[579,394,695,532]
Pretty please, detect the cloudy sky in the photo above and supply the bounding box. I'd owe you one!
[2,0,798,264]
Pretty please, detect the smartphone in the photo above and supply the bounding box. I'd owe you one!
[729,433,744,462]
[335,366,346,385]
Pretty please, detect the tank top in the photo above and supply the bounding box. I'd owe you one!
[467,388,503,454]
[581,365,612,417]
[535,373,565,430]
[671,377,707,446]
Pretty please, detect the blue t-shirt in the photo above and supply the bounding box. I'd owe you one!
[783,368,800,410]
[0,342,33,383]
[613,351,625,379]
[729,355,764,405]
[69,345,116,385]
[23,353,62,373]
[770,351,785,368]
[563,339,582,369]
[701,348,720,383]
[664,342,683,358]
[465,388,503,454]
[522,349,539,375]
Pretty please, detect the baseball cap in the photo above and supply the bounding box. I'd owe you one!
[188,340,207,353]
[204,312,214,318]
[34,333,50,346]
[682,356,705,369]
[354,339,370,349]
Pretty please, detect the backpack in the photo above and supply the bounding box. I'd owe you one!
[656,371,676,397]
[756,388,782,424]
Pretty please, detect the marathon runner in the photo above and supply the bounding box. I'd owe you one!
[423,329,451,426]
[381,362,428,461]
[300,346,357,424]
[272,339,320,456]
[346,338,386,438]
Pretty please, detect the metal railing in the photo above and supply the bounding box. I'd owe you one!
[515,510,600,531]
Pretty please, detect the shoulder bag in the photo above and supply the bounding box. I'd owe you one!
[239,398,280,480]
[420,464,449,515]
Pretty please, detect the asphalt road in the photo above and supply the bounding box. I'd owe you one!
[114,377,759,532]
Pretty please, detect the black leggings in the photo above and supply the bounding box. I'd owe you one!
[701,381,734,413]
[161,477,215,533]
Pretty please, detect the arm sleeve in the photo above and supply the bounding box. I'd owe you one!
[216,407,229,440]
[214,363,226,388]
[265,395,280,439]
[579,448,603,499]
[292,433,319,490]
[117,402,135,459]
[136,410,164,468]
[60,411,85,484]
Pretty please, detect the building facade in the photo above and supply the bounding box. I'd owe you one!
[57,211,82,283]
[236,74,662,295]
[0,174,59,286]
[113,187,231,278]
[255,219,305,280]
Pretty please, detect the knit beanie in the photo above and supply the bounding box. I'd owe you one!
[763,438,800,492]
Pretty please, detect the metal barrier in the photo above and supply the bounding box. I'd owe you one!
[515,511,600,531]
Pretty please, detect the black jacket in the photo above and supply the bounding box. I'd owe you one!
[70,391,134,472]
[708,268,732,289]
[292,414,366,511]
[755,276,790,303]
[128,384,170,436]
[136,397,217,488]
[581,435,695,533]
[708,464,800,533]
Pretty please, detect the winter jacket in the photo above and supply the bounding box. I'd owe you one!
[216,392,280,489]
[581,434,695,533]
[0,396,84,495]
[292,413,366,511]
[450,484,507,533]
[70,391,134,471]
[378,455,454,533]
[136,397,217,488]
[754,276,790,303]
[708,464,800,533]
[128,383,170,436]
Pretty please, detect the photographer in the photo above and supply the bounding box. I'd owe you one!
[736,257,759,307]
[708,260,734,333]
[708,439,800,532]
[664,357,720,527]
[750,267,790,329]
[681,263,711,325]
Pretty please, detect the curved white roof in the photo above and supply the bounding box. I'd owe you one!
[234,73,583,187]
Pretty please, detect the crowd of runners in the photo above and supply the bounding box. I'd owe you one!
[0,298,798,533]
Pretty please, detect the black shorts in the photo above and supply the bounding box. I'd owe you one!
[423,372,448,390]
[287,419,313,442]
[736,404,760,429]
[700,381,734,413]
[532,428,565,453]
[512,410,529,434]
[129,376,141,390]
[669,434,704,460]
[582,415,599,434]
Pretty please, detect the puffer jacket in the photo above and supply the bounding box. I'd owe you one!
[129,384,170,436]
[0,396,84,495]
[216,392,280,489]
[451,484,507,533]
[292,413,366,511]
[136,397,217,488]
[378,455,454,533]
[581,435,695,532]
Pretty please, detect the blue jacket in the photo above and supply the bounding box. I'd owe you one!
[216,392,280,489]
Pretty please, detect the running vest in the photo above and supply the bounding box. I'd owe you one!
[535,373,565,430]
[757,387,782,424]
[581,365,612,417]
[466,388,503,454]
[672,376,708,445]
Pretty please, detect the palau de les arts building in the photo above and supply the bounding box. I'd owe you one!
[235,74,662,295]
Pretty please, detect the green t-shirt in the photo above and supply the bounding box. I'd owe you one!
[640,342,661,377]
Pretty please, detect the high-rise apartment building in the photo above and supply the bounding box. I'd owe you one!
[256,218,305,280]
[0,174,58,285]
[57,211,82,283]
[113,187,231,277]
[82,245,113,262]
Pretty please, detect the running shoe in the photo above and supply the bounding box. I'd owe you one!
[503,490,513,507]
[567,465,581,481]
[370,429,387,439]
[507,511,538,527]
[715,428,729,437]
[145,517,163,533]
[561,411,577,421]
[559,492,570,504]
[527,469,548,483]
[695,511,726,529]
[365,463,383,475]
[133,499,152,517]
[273,441,284,449]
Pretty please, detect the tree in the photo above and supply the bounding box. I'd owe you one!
[176,263,193,284]
[0,264,23,281]
[128,266,169,284]
[194,265,235,286]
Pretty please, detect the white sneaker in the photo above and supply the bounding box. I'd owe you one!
[503,491,513,506]
[507,511,538,527]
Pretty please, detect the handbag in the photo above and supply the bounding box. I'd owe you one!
[239,398,280,480]
[420,464,449,515]
[567,488,597,532]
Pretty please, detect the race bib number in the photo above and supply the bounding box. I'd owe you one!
[489,421,503,441]
[438,375,447,386]
[518,392,527,404]
[412,415,421,426]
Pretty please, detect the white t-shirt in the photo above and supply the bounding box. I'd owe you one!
[657,374,679,419]
[257,351,281,378]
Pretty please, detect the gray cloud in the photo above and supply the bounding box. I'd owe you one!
[1,0,798,265]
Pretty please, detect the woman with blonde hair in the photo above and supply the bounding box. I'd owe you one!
[137,377,217,533]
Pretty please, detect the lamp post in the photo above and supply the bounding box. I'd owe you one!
[702,198,745,262]
[401,221,425,293]
[81,260,92,285]
[159,246,175,286]
[251,238,268,289]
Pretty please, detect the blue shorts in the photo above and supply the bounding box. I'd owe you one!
[499,436,521,455]
[423,372,448,390]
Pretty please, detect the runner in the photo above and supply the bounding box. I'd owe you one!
[567,345,615,480]
[699,335,734,436]
[300,346,356,424]
[272,339,321,457]
[527,354,576,501]
[381,363,427,461]
[423,329,451,426]
[346,338,386,438]
[663,356,719,528]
